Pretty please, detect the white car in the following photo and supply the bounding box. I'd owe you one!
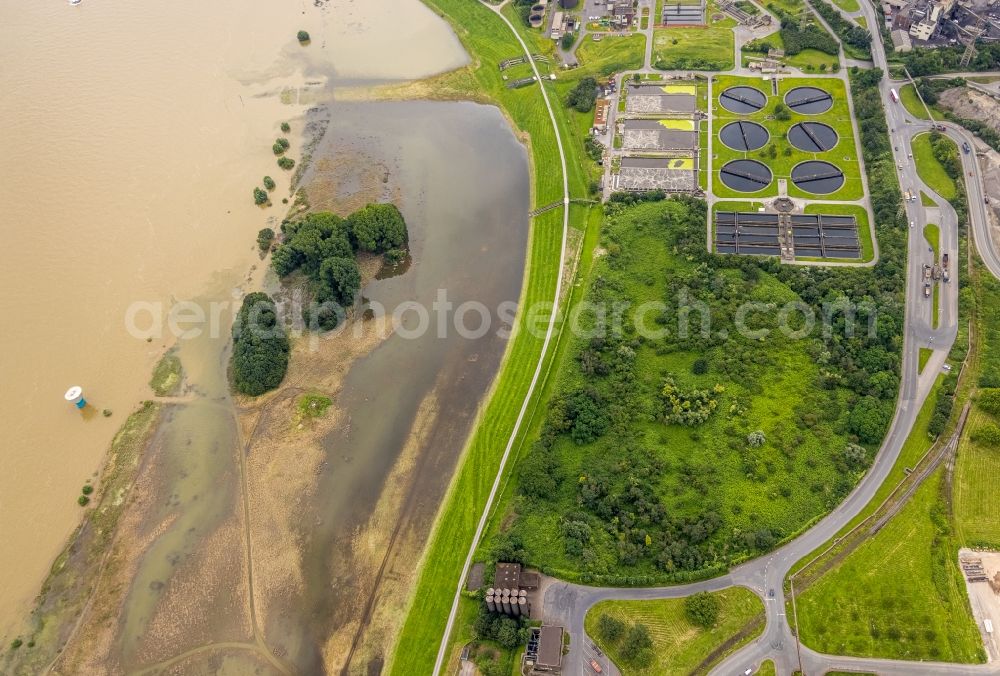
[910,220,914,228]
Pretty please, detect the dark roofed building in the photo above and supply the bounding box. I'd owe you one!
[495,562,522,590]
[612,0,636,26]
[535,625,564,672]
[519,570,540,589]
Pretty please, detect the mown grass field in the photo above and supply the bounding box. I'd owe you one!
[953,263,1000,549]
[953,406,1000,548]
[576,33,647,76]
[585,589,764,675]
[912,132,957,200]
[711,75,864,201]
[796,468,985,663]
[653,6,736,71]
[386,1,594,673]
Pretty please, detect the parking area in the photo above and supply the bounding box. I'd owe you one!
[614,156,697,192]
[622,119,698,151]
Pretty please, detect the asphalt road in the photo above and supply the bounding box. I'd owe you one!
[541,0,1000,673]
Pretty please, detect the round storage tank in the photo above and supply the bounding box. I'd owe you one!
[791,160,845,194]
[787,122,838,152]
[719,159,772,192]
[720,86,767,114]
[784,86,833,114]
[719,120,769,151]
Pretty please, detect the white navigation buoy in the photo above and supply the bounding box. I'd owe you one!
[65,386,87,409]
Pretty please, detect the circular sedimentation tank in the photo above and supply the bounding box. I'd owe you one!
[720,159,772,192]
[720,86,767,114]
[787,122,838,152]
[719,120,769,151]
[791,160,845,194]
[784,86,833,114]
[529,13,544,26]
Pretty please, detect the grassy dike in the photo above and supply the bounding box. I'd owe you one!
[387,2,596,674]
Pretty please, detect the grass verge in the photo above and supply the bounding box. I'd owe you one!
[585,588,765,675]
[912,132,956,200]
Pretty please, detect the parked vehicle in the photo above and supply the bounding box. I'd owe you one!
[590,658,603,673]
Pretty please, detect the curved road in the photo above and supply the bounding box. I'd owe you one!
[540,1,1000,674]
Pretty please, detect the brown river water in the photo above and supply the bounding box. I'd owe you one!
[0,0,528,670]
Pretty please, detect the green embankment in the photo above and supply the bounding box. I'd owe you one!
[921,190,935,206]
[796,468,985,663]
[900,83,930,121]
[387,1,602,672]
[585,589,765,675]
[912,133,957,200]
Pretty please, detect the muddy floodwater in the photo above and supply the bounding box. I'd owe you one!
[1,0,529,671]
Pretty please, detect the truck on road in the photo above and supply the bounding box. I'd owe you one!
[890,88,899,103]
[962,142,972,154]
[924,283,932,298]
[943,253,950,269]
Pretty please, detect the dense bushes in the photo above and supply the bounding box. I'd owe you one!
[928,372,959,437]
[685,591,720,628]
[597,615,653,667]
[270,205,408,330]
[809,0,871,57]
[567,77,598,113]
[978,389,1000,415]
[231,292,289,396]
[347,202,408,252]
[904,43,1000,76]
[777,15,839,56]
